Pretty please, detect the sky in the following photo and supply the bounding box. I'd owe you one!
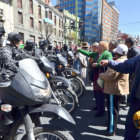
[52,0,140,37]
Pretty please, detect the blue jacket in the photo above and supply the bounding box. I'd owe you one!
[108,55,140,102]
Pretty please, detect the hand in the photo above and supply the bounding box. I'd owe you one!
[92,63,97,67]
[100,60,109,67]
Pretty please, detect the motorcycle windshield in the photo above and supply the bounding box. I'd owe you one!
[40,56,55,70]
[57,54,68,66]
[19,59,45,82]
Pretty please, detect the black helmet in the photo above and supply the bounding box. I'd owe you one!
[48,43,53,50]
[7,32,16,41]
[125,37,135,46]
[25,40,36,51]
[39,40,47,47]
[8,33,22,44]
[63,44,68,51]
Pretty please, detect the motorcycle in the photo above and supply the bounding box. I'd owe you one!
[47,53,86,98]
[0,58,75,140]
[40,56,78,113]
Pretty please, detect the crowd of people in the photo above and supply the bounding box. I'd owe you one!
[72,38,140,140]
[0,26,140,140]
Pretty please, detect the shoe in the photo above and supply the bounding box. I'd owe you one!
[94,112,104,117]
[92,107,98,110]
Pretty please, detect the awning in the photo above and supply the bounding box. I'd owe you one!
[44,18,54,25]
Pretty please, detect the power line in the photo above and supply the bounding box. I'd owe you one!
[119,21,140,26]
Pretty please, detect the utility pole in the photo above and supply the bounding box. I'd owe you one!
[76,0,78,44]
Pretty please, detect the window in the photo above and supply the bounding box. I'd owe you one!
[49,11,52,20]
[19,32,24,43]
[30,35,35,42]
[38,5,41,19]
[30,17,34,28]
[59,19,61,28]
[54,16,56,26]
[62,20,63,28]
[45,11,48,18]
[59,30,61,36]
[18,12,23,25]
[17,0,22,9]
[54,28,56,35]
[38,21,42,31]
[29,0,33,14]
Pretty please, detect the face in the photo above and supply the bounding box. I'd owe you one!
[125,42,131,48]
[98,44,103,54]
[109,43,116,52]
[92,45,98,52]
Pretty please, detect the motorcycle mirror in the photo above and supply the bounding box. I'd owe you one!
[0,80,11,87]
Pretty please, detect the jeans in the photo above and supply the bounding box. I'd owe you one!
[106,94,122,133]
[124,100,140,140]
[96,91,105,114]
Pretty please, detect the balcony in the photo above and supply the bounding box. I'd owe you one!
[0,9,4,17]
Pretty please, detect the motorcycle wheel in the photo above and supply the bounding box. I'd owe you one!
[23,126,74,140]
[8,123,74,140]
[53,87,78,114]
[69,77,85,98]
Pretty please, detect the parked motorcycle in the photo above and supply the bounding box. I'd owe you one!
[47,53,86,98]
[0,59,75,140]
[40,56,78,113]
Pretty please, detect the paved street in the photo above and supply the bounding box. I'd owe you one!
[41,86,128,140]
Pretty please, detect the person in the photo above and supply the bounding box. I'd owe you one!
[88,42,99,83]
[99,44,129,136]
[126,37,140,59]
[78,42,88,85]
[77,41,112,117]
[109,40,118,53]
[100,53,140,140]
[0,33,21,73]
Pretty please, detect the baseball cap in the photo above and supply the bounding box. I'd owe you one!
[113,44,128,55]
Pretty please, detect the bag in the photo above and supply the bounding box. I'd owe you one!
[97,77,104,88]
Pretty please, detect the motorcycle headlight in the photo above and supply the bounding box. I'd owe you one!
[64,62,68,67]
[39,87,51,98]
[31,86,52,98]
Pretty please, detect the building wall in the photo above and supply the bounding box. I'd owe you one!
[12,0,46,44]
[111,6,119,41]
[59,0,102,43]
[45,6,64,47]
[11,0,64,46]
[0,0,14,36]
[102,0,119,42]
[63,10,80,44]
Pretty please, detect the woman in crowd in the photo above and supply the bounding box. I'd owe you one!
[77,41,112,117]
[88,42,99,85]
[99,44,129,135]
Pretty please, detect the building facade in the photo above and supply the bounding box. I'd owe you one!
[101,0,119,42]
[0,0,14,35]
[0,0,63,46]
[58,0,102,43]
[62,10,80,45]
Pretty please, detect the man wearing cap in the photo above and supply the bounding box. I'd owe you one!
[78,42,88,85]
[100,45,140,139]
[99,44,129,136]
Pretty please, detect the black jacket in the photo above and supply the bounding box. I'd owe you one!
[0,45,18,72]
[127,46,140,59]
